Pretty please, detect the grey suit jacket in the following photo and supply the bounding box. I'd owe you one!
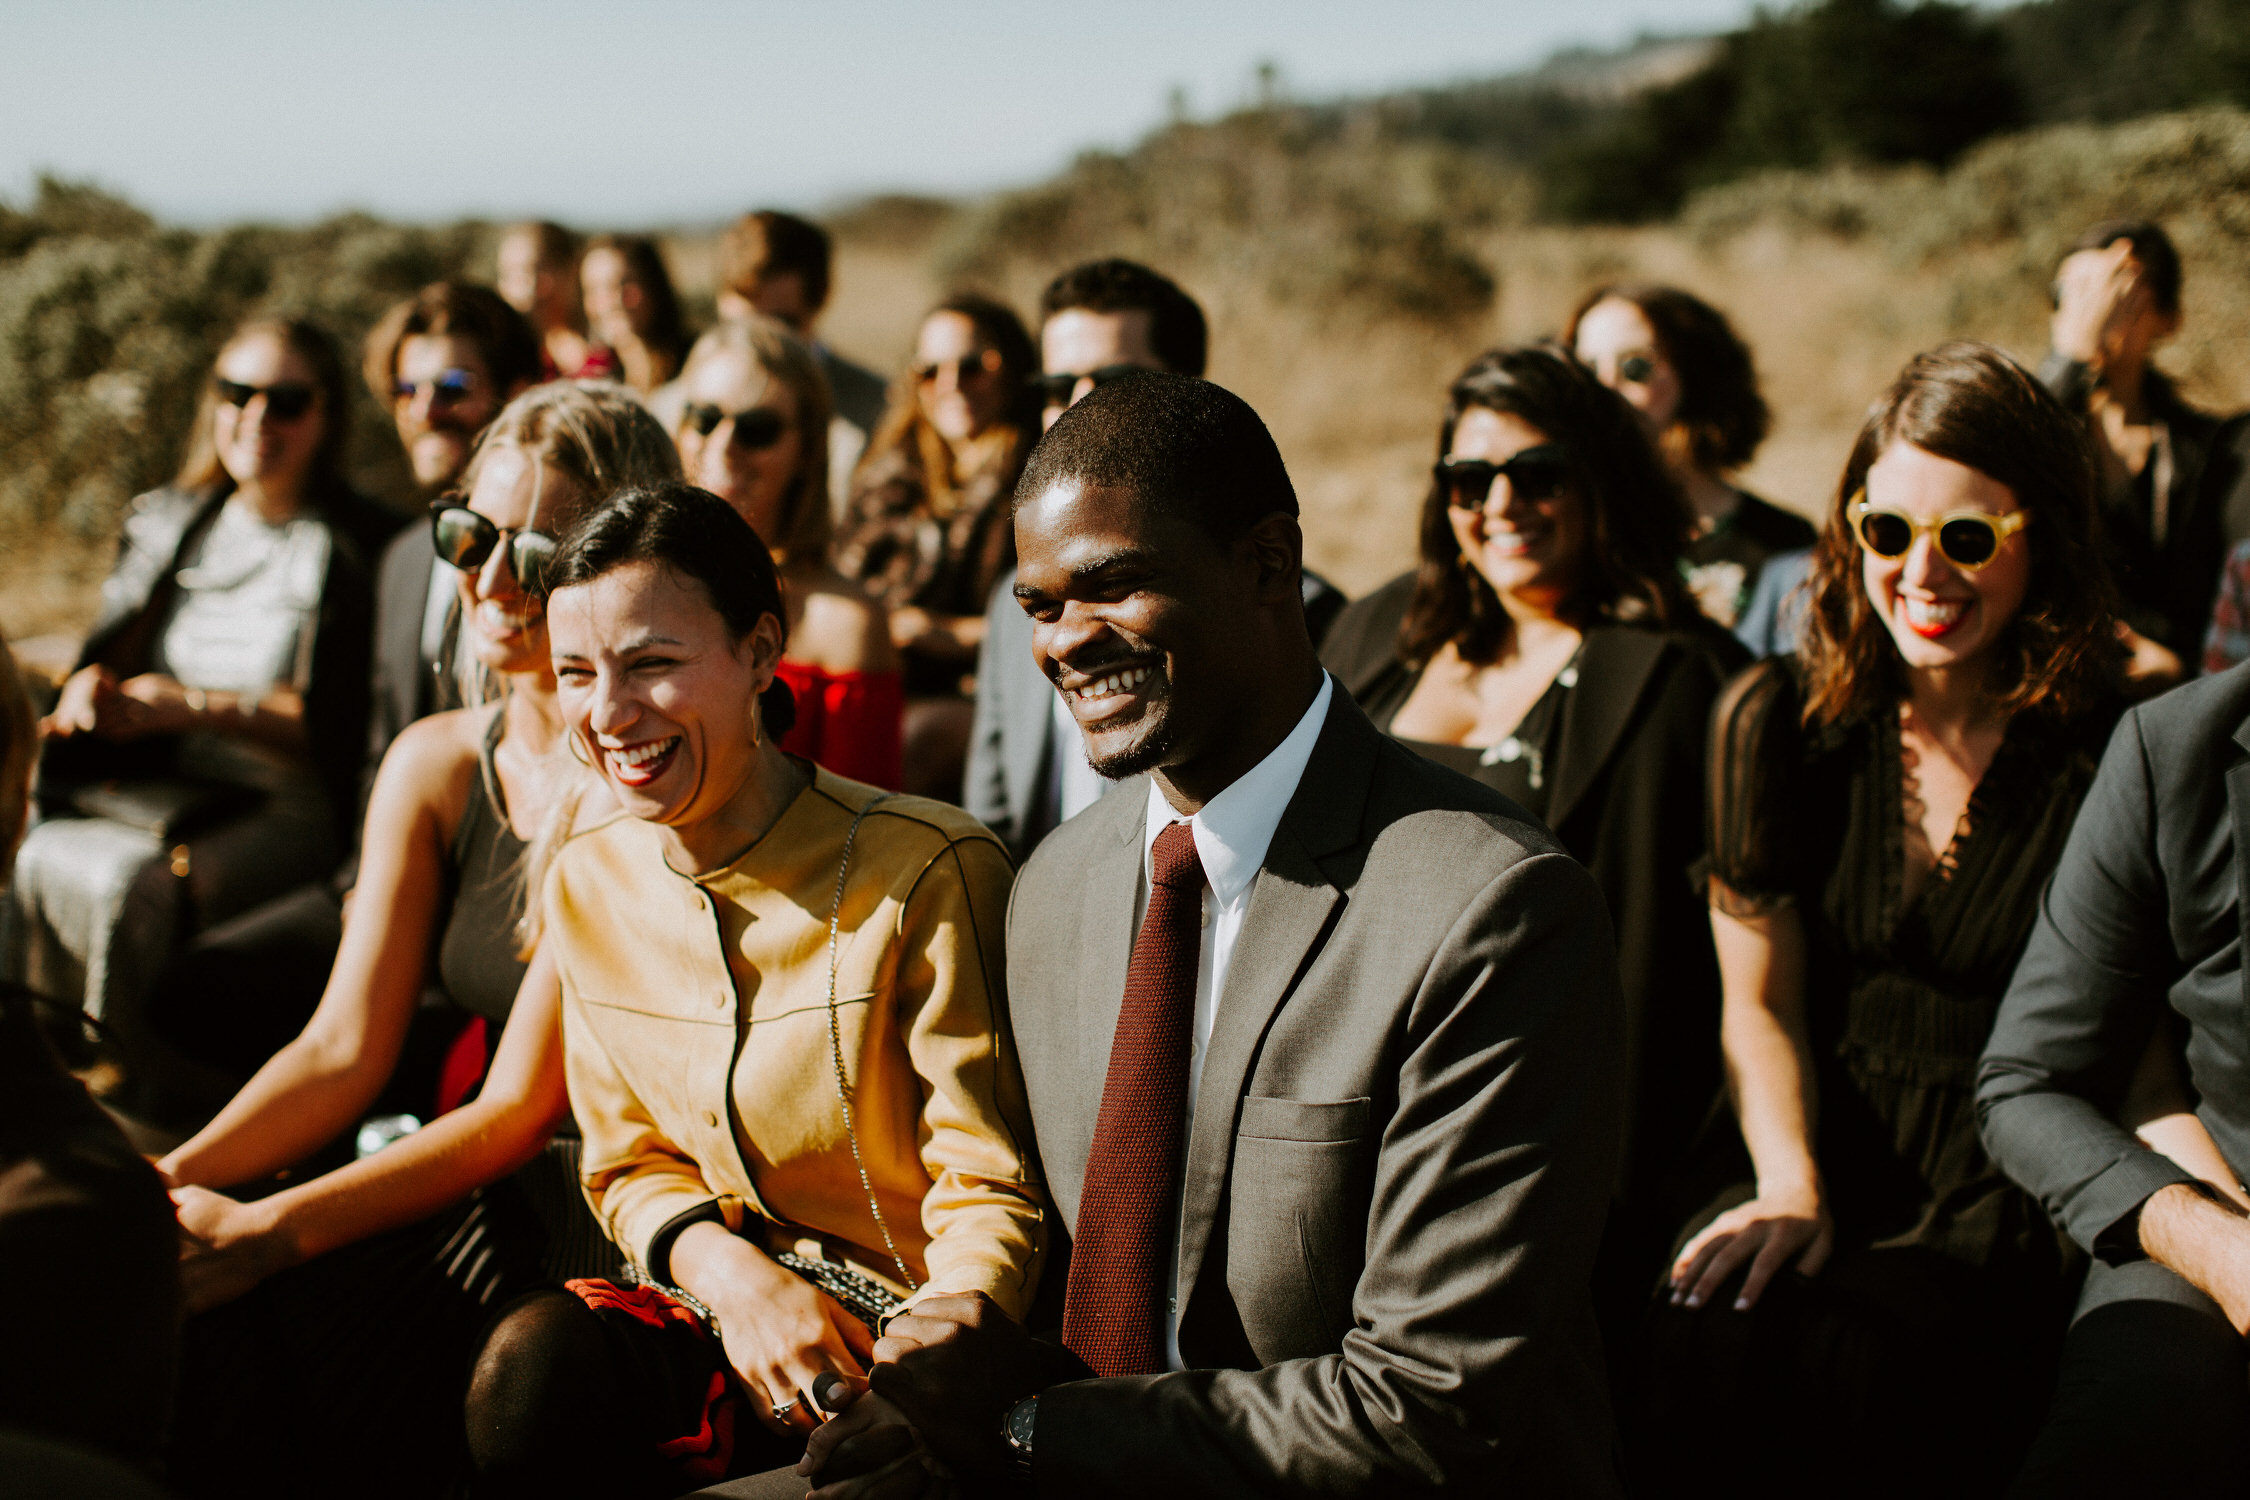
[1007,688,1627,1497]
[1978,665,2250,1257]
[819,346,891,521]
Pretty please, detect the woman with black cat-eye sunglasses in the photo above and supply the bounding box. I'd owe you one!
[1321,345,1744,1383]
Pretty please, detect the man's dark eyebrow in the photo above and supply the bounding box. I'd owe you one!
[1015,548,1165,602]
[616,634,687,653]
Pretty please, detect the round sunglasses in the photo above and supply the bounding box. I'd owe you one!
[214,377,317,422]
[1850,495,2031,572]
[679,403,789,448]
[430,502,558,592]
[1435,445,1574,510]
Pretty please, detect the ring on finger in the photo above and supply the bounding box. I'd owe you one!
[771,1396,800,1421]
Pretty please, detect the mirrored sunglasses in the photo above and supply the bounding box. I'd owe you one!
[430,502,559,593]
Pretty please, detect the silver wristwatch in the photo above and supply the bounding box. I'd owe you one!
[1002,1394,1038,1472]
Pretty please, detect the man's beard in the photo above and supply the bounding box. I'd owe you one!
[1086,711,1176,782]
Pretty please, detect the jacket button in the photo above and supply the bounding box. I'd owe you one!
[704,1110,719,1128]
[713,991,729,1009]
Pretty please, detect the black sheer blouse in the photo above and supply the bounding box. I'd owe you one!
[1704,657,2117,1272]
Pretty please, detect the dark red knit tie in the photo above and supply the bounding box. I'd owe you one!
[1062,820,1207,1378]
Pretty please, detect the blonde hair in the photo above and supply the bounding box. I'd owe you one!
[0,632,36,870]
[438,381,680,955]
[675,316,835,564]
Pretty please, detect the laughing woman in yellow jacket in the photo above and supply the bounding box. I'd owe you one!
[464,482,1043,1500]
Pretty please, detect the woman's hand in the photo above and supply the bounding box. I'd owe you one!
[1670,1185,1834,1313]
[672,1223,878,1440]
[42,664,125,738]
[116,673,202,734]
[800,1379,954,1500]
[172,1184,300,1313]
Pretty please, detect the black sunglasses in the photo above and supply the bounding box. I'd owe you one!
[680,403,790,448]
[430,502,559,592]
[393,368,480,408]
[915,350,999,386]
[1435,445,1574,510]
[214,378,316,422]
[1032,364,1148,409]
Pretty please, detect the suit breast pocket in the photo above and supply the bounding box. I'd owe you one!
[1235,1094,1372,1143]
[1227,1096,1374,1360]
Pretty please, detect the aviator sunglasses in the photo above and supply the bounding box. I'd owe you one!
[430,500,559,593]
[1031,363,1149,409]
[1435,445,1574,510]
[680,403,790,448]
[214,378,317,422]
[392,368,480,408]
[1850,493,2031,572]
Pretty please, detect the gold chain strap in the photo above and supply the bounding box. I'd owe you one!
[824,794,919,1294]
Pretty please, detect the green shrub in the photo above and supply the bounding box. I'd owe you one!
[0,176,490,539]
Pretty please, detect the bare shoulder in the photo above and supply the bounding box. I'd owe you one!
[368,705,486,823]
[787,566,900,674]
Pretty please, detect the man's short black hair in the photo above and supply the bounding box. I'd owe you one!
[1038,259,1208,376]
[1014,372,1295,545]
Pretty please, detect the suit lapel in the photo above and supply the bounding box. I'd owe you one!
[1056,788,1145,1224]
[1173,693,1375,1312]
[1543,626,1666,833]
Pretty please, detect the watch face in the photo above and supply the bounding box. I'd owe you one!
[1008,1396,1038,1451]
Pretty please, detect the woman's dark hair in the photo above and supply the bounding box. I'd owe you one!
[585,233,690,371]
[1398,343,1695,667]
[1566,283,1771,474]
[1800,340,2120,729]
[543,481,796,739]
[854,292,1042,510]
[176,316,353,498]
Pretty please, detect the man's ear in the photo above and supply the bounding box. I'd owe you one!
[1240,511,1305,606]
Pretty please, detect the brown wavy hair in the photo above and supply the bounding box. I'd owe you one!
[1398,343,1695,668]
[1799,341,2120,729]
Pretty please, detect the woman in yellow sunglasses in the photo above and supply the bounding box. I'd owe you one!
[1641,342,2135,1491]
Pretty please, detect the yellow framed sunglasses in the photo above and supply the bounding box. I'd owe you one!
[1850,495,2031,572]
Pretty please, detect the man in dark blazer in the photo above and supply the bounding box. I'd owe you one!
[790,373,1626,1497]
[966,260,1342,858]
[1978,664,2250,1491]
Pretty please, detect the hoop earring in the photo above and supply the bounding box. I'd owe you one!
[566,731,592,767]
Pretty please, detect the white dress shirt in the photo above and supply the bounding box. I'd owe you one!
[1134,671,1334,1368]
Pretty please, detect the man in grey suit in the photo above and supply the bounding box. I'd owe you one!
[799,373,1626,1496]
[967,260,1342,858]
[1979,665,2250,1491]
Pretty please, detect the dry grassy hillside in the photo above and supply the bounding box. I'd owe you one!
[7,108,2250,642]
[789,109,2250,597]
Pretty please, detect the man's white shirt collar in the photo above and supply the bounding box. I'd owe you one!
[1141,672,1334,906]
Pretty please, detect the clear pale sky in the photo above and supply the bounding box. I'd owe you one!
[5,0,1867,226]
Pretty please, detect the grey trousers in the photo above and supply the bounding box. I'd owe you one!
[2006,1256,2250,1496]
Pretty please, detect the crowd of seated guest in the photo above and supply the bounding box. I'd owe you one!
[9,205,2250,1500]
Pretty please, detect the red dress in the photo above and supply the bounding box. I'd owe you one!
[774,658,904,790]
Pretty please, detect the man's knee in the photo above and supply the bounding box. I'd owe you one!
[2010,1277,2250,1497]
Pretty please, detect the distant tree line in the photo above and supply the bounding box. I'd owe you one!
[1371,0,2250,222]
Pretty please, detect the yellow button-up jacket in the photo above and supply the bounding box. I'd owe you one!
[545,768,1045,1316]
